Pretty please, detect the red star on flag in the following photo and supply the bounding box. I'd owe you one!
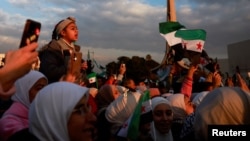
[122,122,128,128]
[196,42,203,50]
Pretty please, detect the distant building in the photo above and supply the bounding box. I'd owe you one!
[227,39,250,79]
[217,58,229,75]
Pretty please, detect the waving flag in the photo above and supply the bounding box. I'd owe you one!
[159,21,185,47]
[174,29,207,65]
[159,21,189,69]
[175,29,206,53]
[117,90,152,141]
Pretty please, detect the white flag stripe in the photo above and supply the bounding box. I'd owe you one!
[182,39,204,52]
[160,31,182,46]
[89,77,96,83]
[141,100,152,114]
[117,115,132,137]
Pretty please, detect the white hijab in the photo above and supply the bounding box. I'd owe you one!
[191,91,209,107]
[11,70,47,108]
[166,94,187,120]
[105,90,141,134]
[29,82,89,141]
[194,87,250,141]
[150,96,174,141]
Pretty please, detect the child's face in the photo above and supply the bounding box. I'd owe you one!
[61,22,78,43]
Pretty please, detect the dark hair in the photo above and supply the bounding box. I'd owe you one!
[192,82,213,93]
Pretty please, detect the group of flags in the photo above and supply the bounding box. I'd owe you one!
[88,21,208,141]
[111,22,209,141]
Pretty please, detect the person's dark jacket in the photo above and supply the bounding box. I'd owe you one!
[38,39,68,84]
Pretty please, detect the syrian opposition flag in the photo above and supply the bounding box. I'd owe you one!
[174,29,207,65]
[159,21,189,69]
[175,29,206,53]
[159,21,185,47]
[87,72,96,84]
[117,90,152,141]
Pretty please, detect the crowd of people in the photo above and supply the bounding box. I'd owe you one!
[1,16,250,141]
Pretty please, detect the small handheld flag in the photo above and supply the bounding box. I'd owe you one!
[117,90,152,140]
[87,72,96,83]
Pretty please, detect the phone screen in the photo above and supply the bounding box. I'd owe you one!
[71,52,82,76]
[19,19,41,48]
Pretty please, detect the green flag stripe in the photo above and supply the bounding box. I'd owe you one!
[127,90,150,140]
[159,21,185,34]
[175,29,206,41]
[87,72,96,78]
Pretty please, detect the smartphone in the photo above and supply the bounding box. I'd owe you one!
[19,19,41,48]
[71,52,82,76]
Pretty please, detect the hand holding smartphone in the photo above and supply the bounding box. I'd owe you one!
[19,19,41,48]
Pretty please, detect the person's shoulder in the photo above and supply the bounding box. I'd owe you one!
[39,39,61,52]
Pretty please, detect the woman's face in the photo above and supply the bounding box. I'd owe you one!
[29,77,47,103]
[61,22,78,43]
[68,95,97,141]
[126,79,136,89]
[153,103,173,134]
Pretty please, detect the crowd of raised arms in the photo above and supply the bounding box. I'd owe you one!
[1,16,250,141]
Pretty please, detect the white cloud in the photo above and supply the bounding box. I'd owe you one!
[0,0,250,66]
[8,0,29,5]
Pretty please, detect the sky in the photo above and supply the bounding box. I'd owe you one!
[0,0,249,71]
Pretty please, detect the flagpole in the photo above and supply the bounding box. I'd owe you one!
[167,0,177,22]
[151,0,177,76]
[165,0,177,65]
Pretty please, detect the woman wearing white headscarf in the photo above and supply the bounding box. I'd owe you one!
[166,93,194,141]
[29,81,97,141]
[194,87,250,141]
[105,88,141,133]
[150,96,174,141]
[0,70,47,141]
